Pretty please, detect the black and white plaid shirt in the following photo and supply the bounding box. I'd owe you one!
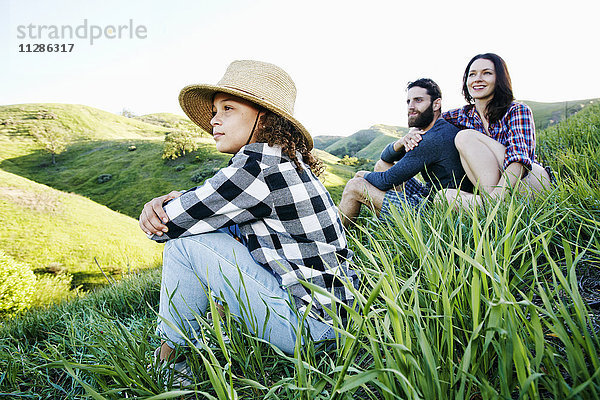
[151,143,357,321]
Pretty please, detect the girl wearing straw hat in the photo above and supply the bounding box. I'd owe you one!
[139,60,357,375]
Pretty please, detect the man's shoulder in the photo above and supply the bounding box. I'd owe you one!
[428,117,460,136]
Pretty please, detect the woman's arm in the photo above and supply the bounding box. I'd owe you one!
[139,154,272,241]
[502,103,535,170]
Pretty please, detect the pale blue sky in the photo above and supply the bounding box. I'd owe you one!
[1,0,598,136]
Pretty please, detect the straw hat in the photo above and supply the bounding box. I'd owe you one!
[179,60,313,150]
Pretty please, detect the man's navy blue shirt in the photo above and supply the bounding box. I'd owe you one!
[365,118,473,193]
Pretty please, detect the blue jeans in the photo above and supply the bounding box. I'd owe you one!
[157,230,334,355]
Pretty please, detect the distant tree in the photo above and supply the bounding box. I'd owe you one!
[338,155,374,171]
[121,108,136,118]
[338,155,360,166]
[162,130,199,160]
[30,125,67,165]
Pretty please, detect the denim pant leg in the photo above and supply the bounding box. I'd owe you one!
[157,231,331,354]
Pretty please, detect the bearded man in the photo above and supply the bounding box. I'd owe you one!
[339,78,473,226]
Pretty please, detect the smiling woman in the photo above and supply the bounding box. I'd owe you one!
[441,53,552,207]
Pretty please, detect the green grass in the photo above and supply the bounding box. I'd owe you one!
[1,102,599,398]
[0,169,163,293]
[0,268,163,398]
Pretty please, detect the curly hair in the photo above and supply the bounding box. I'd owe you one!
[254,111,324,177]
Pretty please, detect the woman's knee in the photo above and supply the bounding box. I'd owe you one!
[454,129,479,152]
[162,233,237,276]
[162,239,185,269]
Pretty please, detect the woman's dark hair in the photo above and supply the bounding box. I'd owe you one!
[254,111,324,177]
[462,53,514,123]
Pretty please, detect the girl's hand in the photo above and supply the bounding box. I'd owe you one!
[139,191,182,236]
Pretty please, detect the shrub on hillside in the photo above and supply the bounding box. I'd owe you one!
[120,108,136,118]
[162,130,199,160]
[0,250,37,318]
[191,165,220,183]
[31,272,75,307]
[30,125,67,165]
[338,155,374,171]
[338,155,360,166]
[190,171,208,183]
[97,174,112,183]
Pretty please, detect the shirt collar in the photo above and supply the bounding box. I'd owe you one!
[239,142,303,164]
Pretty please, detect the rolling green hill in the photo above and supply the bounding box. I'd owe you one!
[322,124,408,160]
[0,103,170,171]
[522,98,600,129]
[313,135,343,150]
[1,137,231,218]
[0,104,170,142]
[0,169,162,294]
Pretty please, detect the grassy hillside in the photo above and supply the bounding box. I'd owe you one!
[323,124,408,160]
[0,103,170,177]
[1,137,231,218]
[523,98,600,129]
[0,104,170,142]
[313,135,343,150]
[133,112,210,136]
[0,169,162,293]
[1,104,599,398]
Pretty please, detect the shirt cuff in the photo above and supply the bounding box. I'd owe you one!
[504,157,532,171]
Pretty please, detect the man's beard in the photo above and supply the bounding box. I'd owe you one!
[408,103,434,128]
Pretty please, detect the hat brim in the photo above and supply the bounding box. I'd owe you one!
[179,84,313,150]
